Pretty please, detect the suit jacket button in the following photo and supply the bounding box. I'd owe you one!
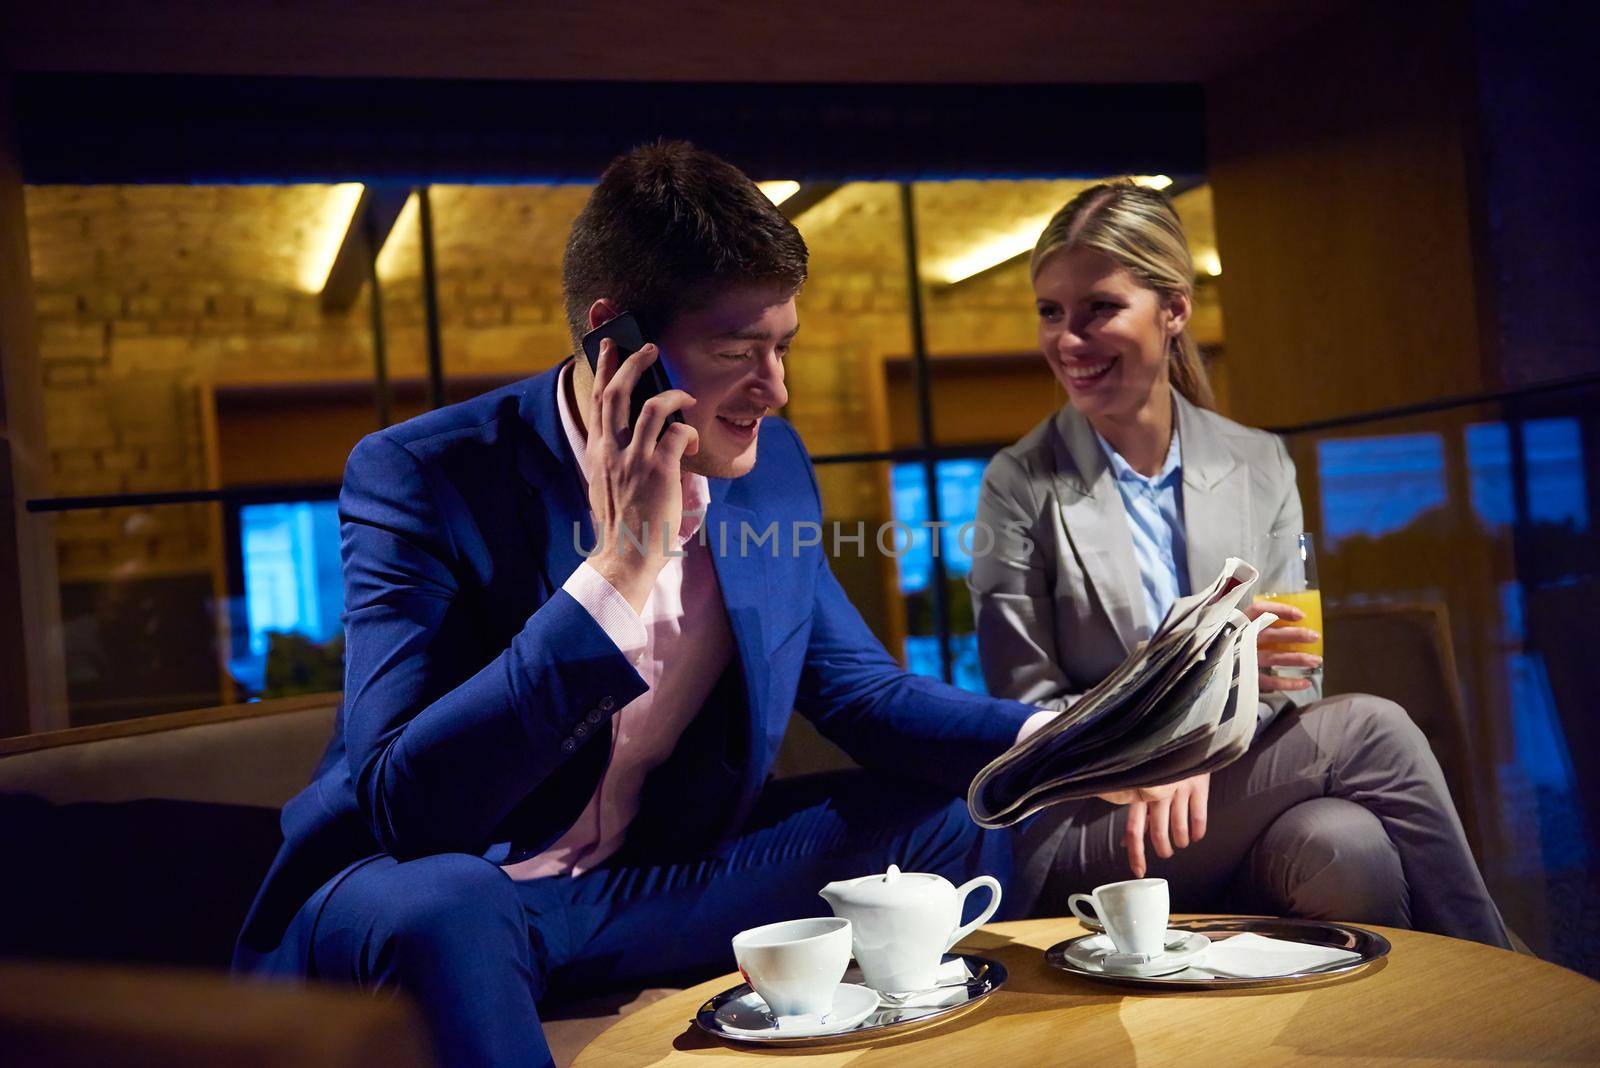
[561,738,576,752]
[599,696,616,711]
[586,709,603,724]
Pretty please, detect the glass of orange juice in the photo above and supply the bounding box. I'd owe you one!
[1252,532,1323,679]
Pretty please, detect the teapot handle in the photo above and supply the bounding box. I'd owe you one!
[944,875,1003,952]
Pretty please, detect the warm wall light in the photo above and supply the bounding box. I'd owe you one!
[301,183,366,293]
[934,212,1058,285]
[376,191,420,279]
[936,175,1182,286]
[1197,249,1222,277]
[758,180,801,206]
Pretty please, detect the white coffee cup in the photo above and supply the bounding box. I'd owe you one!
[1068,877,1169,958]
[731,917,853,1019]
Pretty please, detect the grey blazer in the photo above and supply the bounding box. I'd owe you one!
[968,391,1319,724]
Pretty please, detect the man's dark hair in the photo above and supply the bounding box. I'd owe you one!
[562,140,809,348]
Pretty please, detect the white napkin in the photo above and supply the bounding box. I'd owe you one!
[1195,932,1361,978]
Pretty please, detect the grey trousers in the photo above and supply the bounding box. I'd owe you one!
[1020,693,1512,948]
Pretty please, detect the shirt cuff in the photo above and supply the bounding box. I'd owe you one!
[563,562,648,667]
[1016,707,1061,745]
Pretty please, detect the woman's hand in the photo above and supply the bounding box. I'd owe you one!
[1246,600,1322,693]
[1097,773,1210,878]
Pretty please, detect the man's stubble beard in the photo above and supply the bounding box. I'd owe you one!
[683,446,757,481]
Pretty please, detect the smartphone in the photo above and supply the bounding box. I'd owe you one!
[580,311,685,440]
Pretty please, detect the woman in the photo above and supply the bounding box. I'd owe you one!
[969,181,1510,947]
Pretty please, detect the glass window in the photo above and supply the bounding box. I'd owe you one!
[48,500,230,725]
[423,184,590,391]
[907,178,1074,452]
[1466,422,1516,528]
[810,461,900,658]
[25,183,384,724]
[1317,432,1448,549]
[1466,417,1587,532]
[784,182,908,458]
[1289,392,1600,978]
[888,457,990,692]
[1526,418,1589,531]
[233,499,343,696]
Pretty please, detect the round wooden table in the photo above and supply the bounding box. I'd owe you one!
[573,916,1600,1066]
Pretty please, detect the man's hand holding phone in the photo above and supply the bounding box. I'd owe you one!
[583,337,699,613]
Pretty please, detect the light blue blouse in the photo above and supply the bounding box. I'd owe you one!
[1093,428,1191,637]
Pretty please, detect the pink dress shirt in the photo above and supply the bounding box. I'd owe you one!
[501,365,730,880]
[503,364,1055,881]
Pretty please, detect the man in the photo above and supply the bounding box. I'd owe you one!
[233,141,1052,1066]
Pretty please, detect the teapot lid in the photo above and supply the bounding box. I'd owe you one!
[833,864,948,905]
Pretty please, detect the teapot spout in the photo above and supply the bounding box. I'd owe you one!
[819,864,901,916]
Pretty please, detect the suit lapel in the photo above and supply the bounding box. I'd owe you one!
[1052,406,1145,652]
[516,360,596,591]
[705,477,770,746]
[1177,394,1249,589]
[517,361,767,757]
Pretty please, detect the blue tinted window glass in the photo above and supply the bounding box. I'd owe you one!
[906,631,992,693]
[1508,651,1581,795]
[894,459,993,681]
[948,631,988,695]
[890,464,932,594]
[1526,418,1588,531]
[891,459,992,592]
[240,500,343,655]
[1317,434,1447,549]
[1466,418,1588,532]
[1466,422,1514,528]
[1500,579,1525,644]
[936,459,987,577]
[903,634,942,679]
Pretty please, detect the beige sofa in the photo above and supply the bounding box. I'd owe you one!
[0,692,761,1065]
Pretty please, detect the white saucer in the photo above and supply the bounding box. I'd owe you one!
[716,983,881,1038]
[1062,930,1211,977]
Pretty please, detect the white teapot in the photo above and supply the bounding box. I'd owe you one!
[819,864,1001,992]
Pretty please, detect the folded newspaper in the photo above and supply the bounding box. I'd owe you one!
[968,558,1275,828]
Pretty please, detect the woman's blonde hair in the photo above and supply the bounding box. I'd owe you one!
[1030,181,1215,410]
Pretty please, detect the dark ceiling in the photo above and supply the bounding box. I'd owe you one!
[3,1,1350,85]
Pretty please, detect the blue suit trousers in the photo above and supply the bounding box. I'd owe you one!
[253,771,1012,1067]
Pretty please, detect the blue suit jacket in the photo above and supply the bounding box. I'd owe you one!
[234,362,1032,969]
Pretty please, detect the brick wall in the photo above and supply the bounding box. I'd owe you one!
[27,186,376,581]
[373,185,584,382]
[32,274,371,578]
[25,180,1222,586]
[34,306,366,580]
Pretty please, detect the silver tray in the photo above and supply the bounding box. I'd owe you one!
[1046,916,1390,990]
[693,952,1005,1047]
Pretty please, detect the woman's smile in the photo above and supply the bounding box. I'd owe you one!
[1061,354,1119,390]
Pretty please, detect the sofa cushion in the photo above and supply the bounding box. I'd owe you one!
[0,703,337,810]
[0,795,285,969]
